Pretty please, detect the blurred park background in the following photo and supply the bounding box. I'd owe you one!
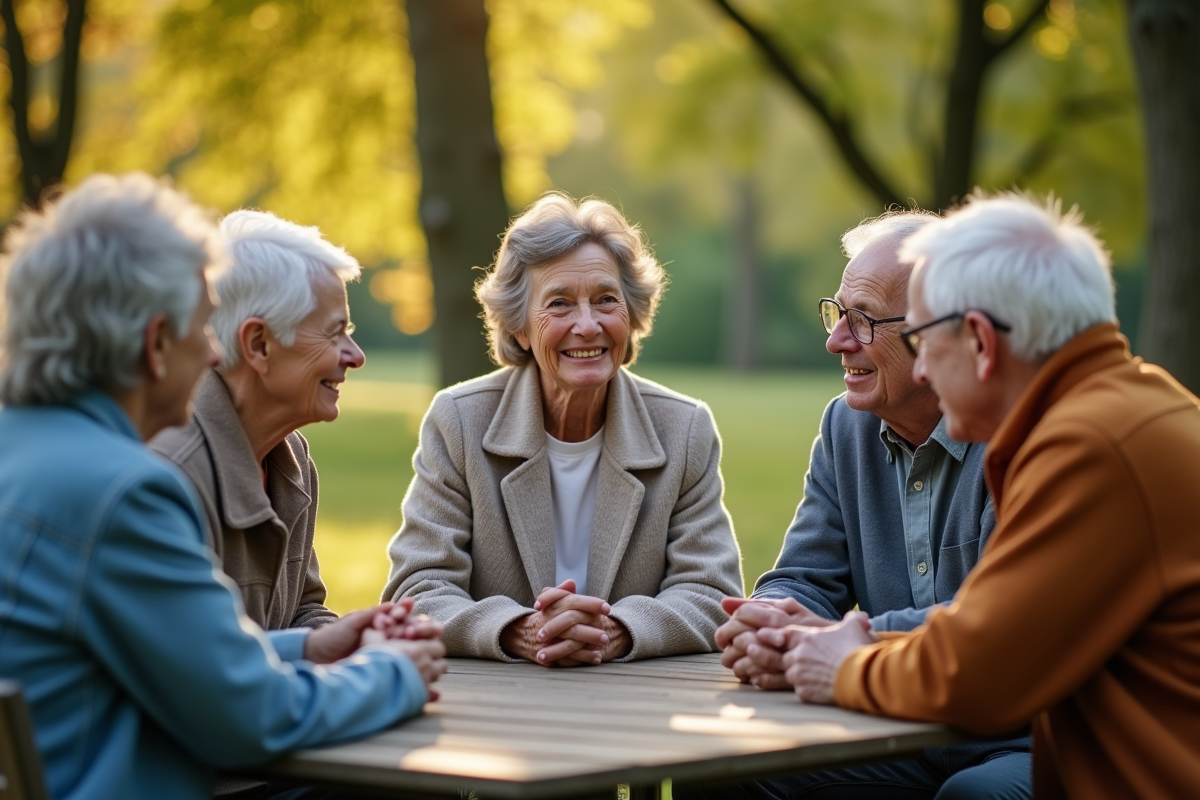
[2,0,1195,611]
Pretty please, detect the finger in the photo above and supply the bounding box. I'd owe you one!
[540,593,611,618]
[746,641,786,670]
[339,605,383,631]
[721,596,756,615]
[750,672,793,691]
[556,649,602,667]
[553,622,608,647]
[538,610,604,641]
[534,579,577,610]
[732,603,791,629]
[535,637,587,664]
[720,643,748,672]
[715,619,754,649]
[401,619,444,640]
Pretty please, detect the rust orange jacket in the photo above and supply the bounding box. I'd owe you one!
[834,323,1200,798]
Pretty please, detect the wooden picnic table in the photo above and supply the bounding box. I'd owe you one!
[240,653,963,799]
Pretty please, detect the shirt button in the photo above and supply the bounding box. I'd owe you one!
[913,480,924,491]
[916,562,928,575]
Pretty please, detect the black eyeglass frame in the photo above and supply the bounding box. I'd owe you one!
[899,311,1012,357]
[817,297,906,345]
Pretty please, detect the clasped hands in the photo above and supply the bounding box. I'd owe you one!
[303,597,447,699]
[501,579,632,667]
[716,596,878,703]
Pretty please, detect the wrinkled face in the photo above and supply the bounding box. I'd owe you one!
[264,269,365,427]
[826,238,929,423]
[162,272,221,430]
[515,243,630,396]
[907,268,992,442]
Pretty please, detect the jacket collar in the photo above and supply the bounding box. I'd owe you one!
[984,322,1130,506]
[483,363,667,469]
[192,370,309,530]
[70,390,143,442]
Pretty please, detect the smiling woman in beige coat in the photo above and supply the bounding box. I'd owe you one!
[384,193,743,666]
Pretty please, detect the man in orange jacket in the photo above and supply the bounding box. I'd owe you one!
[771,193,1200,798]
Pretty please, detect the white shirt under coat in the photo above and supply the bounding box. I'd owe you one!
[544,426,605,595]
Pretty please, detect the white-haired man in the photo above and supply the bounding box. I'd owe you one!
[0,174,444,800]
[778,194,1200,798]
[681,212,1030,800]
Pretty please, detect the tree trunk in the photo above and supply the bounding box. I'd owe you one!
[937,0,988,209]
[406,0,508,387]
[726,176,760,370]
[1,0,88,207]
[1127,0,1200,392]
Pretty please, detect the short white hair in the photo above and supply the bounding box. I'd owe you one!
[841,208,940,259]
[214,210,361,369]
[0,173,220,405]
[901,193,1115,362]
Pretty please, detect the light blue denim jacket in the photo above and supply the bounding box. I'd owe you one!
[0,392,428,800]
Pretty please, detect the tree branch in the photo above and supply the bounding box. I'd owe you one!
[986,0,1051,63]
[704,0,905,208]
[995,91,1135,184]
[1,1,34,166]
[52,0,88,171]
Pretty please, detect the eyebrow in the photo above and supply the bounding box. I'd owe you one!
[542,280,621,297]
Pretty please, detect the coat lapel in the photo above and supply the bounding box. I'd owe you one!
[586,369,667,598]
[485,365,558,597]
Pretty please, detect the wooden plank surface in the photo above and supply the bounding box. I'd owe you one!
[241,654,962,799]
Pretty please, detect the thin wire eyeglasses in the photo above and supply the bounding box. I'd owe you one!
[899,312,1012,357]
[817,297,906,345]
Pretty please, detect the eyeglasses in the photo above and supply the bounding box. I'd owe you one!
[818,297,906,345]
[899,311,1012,357]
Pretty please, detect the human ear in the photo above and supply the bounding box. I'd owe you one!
[963,312,998,382]
[143,314,171,381]
[239,318,271,375]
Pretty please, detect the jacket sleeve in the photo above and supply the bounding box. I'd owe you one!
[609,402,745,660]
[79,464,428,769]
[752,400,854,621]
[383,392,532,660]
[834,422,1163,734]
[291,452,339,629]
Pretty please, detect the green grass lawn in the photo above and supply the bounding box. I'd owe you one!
[301,351,845,614]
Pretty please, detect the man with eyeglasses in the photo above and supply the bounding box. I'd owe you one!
[682,211,1031,800]
[778,193,1200,798]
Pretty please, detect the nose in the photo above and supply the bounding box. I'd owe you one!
[825,314,860,356]
[911,347,930,386]
[572,303,602,336]
[343,333,366,369]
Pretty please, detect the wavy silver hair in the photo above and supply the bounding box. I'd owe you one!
[0,173,221,406]
[214,210,361,369]
[901,192,1115,362]
[475,192,666,367]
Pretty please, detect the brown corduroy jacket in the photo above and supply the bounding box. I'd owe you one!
[834,323,1200,798]
[150,370,337,632]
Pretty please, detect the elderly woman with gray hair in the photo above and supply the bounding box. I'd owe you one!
[384,193,743,666]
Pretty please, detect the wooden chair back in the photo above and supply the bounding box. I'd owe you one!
[0,680,48,800]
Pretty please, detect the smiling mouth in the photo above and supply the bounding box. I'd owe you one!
[564,348,605,358]
[319,379,341,392]
[844,368,872,376]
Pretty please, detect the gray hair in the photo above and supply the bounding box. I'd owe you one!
[0,173,220,406]
[841,208,941,260]
[214,210,361,369]
[901,192,1115,362]
[475,192,666,367]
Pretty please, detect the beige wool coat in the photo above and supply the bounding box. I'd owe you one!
[150,370,337,631]
[383,363,744,661]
